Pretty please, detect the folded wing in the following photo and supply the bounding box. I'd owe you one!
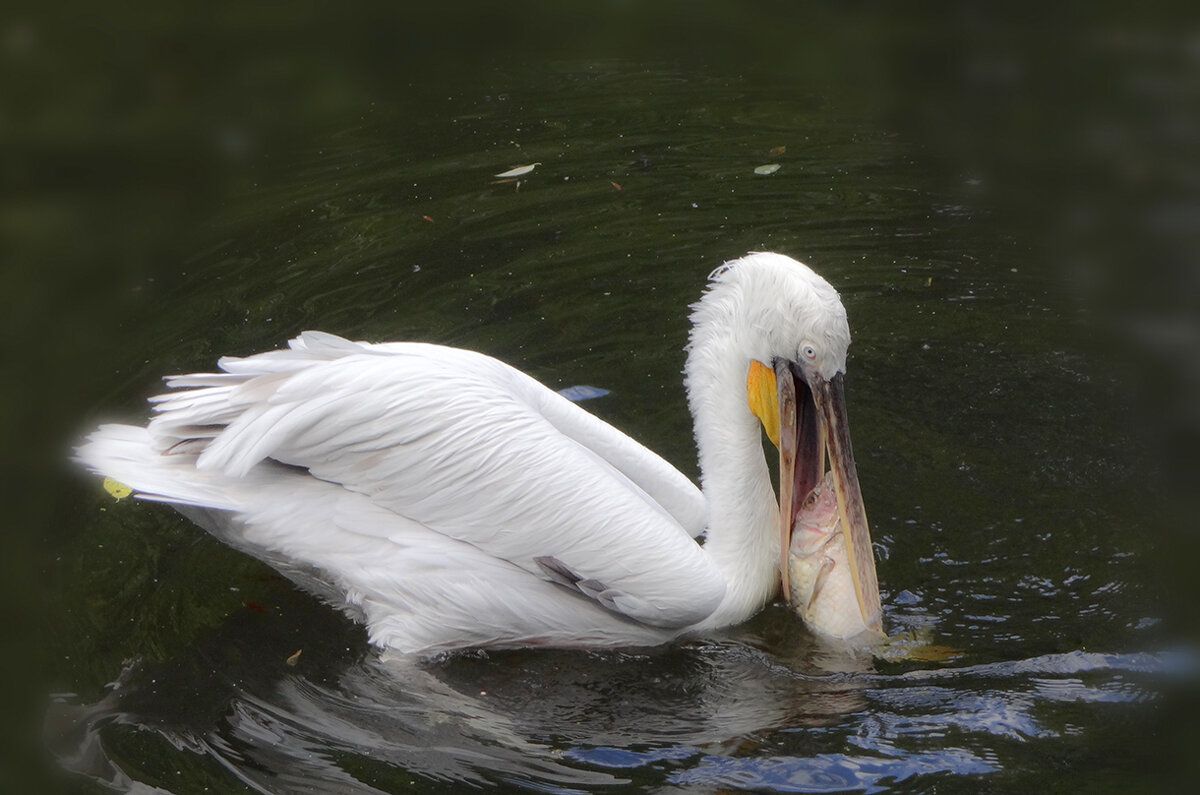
[87,332,722,639]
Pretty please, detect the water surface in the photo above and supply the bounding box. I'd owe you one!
[17,4,1198,792]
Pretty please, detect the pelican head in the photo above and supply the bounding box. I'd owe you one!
[686,252,883,637]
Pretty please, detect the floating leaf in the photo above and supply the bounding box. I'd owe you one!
[876,627,963,663]
[900,644,964,663]
[286,649,302,667]
[769,145,787,156]
[556,385,611,402]
[753,164,781,175]
[493,162,541,178]
[103,477,132,500]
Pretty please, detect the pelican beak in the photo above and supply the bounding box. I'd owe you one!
[774,361,883,633]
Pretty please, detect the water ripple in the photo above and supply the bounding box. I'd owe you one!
[668,748,995,793]
[46,639,1193,793]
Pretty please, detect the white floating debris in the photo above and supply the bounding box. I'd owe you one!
[494,162,541,178]
[753,164,781,175]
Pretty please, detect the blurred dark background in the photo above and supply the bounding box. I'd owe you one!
[4,1,1198,790]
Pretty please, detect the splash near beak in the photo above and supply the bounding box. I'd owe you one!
[747,359,882,633]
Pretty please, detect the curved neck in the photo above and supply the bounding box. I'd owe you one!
[684,324,781,628]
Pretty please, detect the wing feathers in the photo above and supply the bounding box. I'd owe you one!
[83,332,727,639]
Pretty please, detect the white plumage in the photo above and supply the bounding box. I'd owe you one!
[78,252,866,653]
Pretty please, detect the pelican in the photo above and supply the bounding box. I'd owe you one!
[77,252,883,653]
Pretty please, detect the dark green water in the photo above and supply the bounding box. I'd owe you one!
[8,2,1199,792]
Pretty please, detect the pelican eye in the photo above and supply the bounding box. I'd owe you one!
[801,344,817,361]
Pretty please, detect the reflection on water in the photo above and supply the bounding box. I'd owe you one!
[48,583,1185,793]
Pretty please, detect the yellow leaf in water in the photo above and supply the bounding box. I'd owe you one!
[876,628,963,663]
[769,145,787,156]
[103,478,132,500]
[286,649,302,667]
[902,644,963,663]
[753,164,781,175]
[493,162,541,178]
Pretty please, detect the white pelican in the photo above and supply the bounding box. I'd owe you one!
[77,252,883,653]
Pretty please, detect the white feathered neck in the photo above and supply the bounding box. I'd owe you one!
[682,253,851,628]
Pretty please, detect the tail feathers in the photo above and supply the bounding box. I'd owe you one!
[289,330,374,356]
[215,331,374,376]
[83,332,390,498]
[141,331,375,462]
[76,424,263,511]
[148,376,285,447]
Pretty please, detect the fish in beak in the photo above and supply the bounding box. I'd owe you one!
[748,359,884,640]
